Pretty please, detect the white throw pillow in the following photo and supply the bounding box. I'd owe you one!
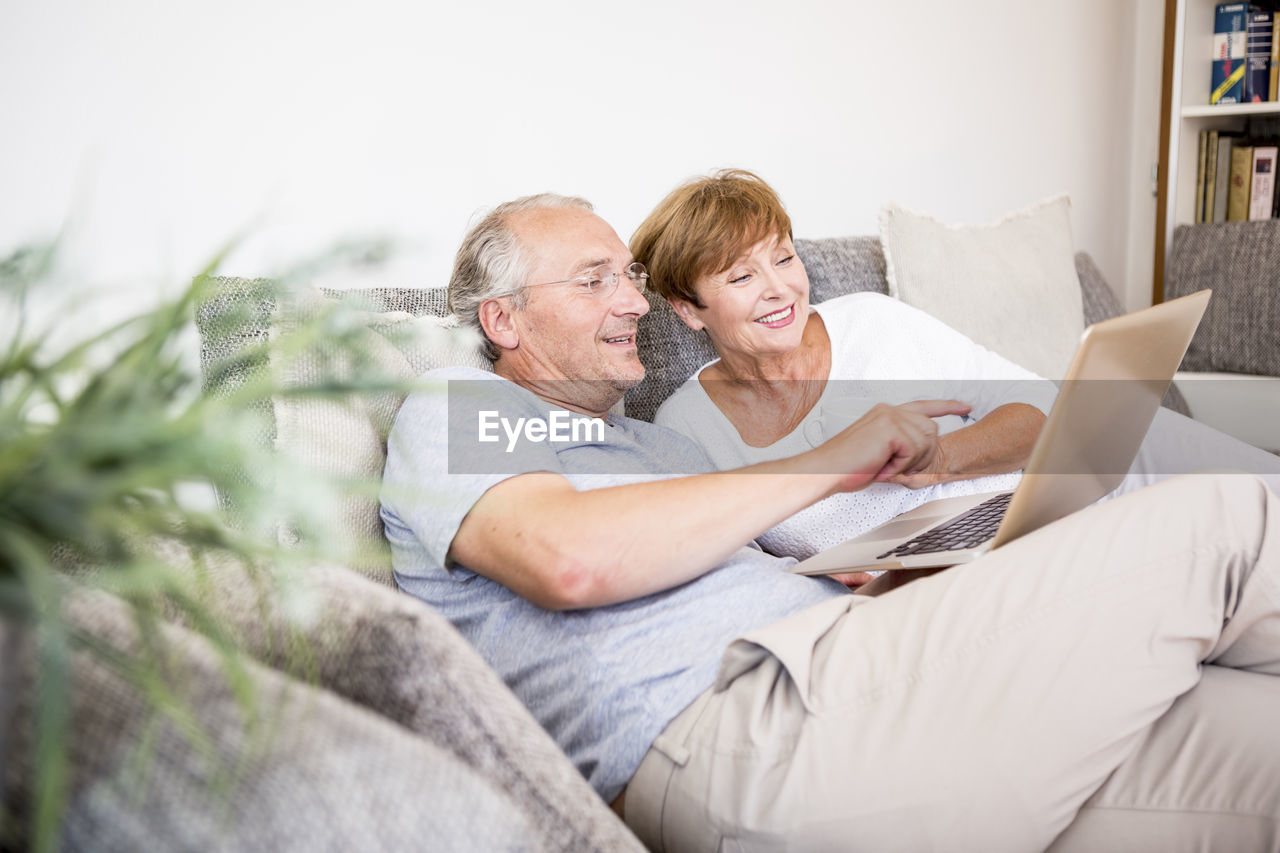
[879,195,1084,380]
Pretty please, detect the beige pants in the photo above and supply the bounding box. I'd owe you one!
[625,475,1280,852]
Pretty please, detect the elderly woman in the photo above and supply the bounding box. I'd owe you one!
[631,169,1280,561]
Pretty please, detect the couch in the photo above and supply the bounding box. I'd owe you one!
[1163,221,1280,454]
[7,227,1271,850]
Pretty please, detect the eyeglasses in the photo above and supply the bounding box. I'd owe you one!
[525,262,649,298]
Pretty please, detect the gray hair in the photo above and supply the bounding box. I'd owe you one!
[448,193,595,361]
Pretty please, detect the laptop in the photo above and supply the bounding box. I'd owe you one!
[788,289,1212,576]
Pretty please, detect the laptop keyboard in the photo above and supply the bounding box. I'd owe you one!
[876,492,1014,560]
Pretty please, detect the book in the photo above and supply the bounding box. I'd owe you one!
[1204,130,1222,221]
[1247,10,1274,101]
[1249,145,1278,219]
[1213,132,1244,221]
[1228,143,1255,220]
[1214,3,1251,104]
[1246,115,1280,140]
[1272,11,1280,101]
[1196,130,1209,222]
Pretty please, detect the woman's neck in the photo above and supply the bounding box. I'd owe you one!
[709,311,831,387]
[697,311,834,448]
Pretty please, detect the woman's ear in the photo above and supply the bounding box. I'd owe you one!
[669,298,705,332]
[479,298,519,352]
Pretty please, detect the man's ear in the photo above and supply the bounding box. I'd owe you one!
[479,298,519,352]
[669,297,705,332]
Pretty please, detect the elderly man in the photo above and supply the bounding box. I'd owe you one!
[380,193,1280,852]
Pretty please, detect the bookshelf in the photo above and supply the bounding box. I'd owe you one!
[1155,0,1280,302]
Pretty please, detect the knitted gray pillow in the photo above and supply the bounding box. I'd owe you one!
[1075,252,1124,327]
[174,559,643,852]
[195,280,479,586]
[2,588,537,852]
[625,294,718,424]
[1165,221,1280,376]
[195,278,456,505]
[794,235,891,302]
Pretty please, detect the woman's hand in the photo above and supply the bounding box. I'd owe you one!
[887,402,1044,489]
[813,399,973,496]
[888,441,954,489]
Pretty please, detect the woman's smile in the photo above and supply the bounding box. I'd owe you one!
[754,304,796,328]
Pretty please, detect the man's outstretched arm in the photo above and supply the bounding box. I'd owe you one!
[449,400,969,610]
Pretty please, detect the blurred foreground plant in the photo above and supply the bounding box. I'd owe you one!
[0,238,404,851]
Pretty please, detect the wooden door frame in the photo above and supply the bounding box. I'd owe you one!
[1153,0,1178,305]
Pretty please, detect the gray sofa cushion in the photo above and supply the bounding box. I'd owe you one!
[195,280,465,587]
[794,235,891,302]
[3,588,537,852]
[626,295,716,425]
[1076,252,1125,327]
[195,278,453,490]
[1165,221,1280,376]
[179,559,643,852]
[194,280,451,462]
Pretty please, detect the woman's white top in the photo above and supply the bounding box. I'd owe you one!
[654,292,1059,559]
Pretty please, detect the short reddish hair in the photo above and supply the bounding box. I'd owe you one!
[630,169,793,306]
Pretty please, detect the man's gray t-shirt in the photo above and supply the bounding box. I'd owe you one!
[380,366,846,801]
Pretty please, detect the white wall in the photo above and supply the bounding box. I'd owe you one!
[0,0,1162,308]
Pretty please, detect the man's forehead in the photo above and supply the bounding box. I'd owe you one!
[510,206,630,275]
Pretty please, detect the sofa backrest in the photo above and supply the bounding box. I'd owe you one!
[195,279,488,588]
[1165,220,1280,377]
